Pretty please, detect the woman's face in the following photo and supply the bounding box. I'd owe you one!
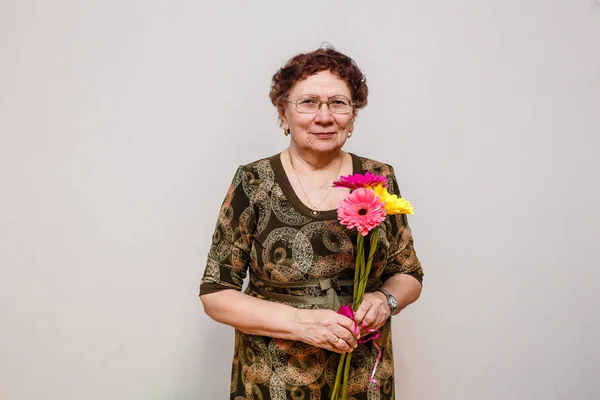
[280,70,355,154]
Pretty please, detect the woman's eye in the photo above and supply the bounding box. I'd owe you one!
[331,99,348,106]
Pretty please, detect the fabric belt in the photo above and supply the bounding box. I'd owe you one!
[248,275,381,311]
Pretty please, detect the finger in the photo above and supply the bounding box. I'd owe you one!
[334,327,358,349]
[336,315,360,338]
[322,335,341,353]
[377,308,392,329]
[362,306,388,332]
[372,316,385,331]
[361,306,379,328]
[317,334,342,354]
[352,301,372,326]
[326,343,344,354]
[330,334,353,353]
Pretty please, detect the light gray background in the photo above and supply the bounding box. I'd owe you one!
[1,1,599,399]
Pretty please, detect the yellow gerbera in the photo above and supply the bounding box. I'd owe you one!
[371,184,414,215]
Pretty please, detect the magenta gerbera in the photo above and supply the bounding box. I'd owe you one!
[332,172,388,190]
[337,188,387,236]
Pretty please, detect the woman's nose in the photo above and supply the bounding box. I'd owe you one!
[314,103,334,122]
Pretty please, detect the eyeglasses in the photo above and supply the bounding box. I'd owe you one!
[287,95,354,114]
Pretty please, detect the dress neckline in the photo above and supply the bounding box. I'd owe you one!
[269,152,363,220]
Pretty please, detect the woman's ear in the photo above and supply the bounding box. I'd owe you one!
[347,111,357,133]
[278,106,289,131]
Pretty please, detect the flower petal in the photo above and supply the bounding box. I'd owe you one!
[332,172,388,190]
[337,188,387,234]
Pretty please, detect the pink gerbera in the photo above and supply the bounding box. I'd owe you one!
[337,188,386,236]
[332,172,388,190]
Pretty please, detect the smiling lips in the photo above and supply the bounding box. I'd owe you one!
[312,132,336,138]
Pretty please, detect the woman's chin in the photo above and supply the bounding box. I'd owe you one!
[303,138,345,152]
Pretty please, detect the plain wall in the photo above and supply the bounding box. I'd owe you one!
[1,1,599,399]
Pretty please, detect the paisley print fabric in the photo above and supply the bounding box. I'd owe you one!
[200,153,423,399]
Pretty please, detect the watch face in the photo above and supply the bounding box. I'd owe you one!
[389,296,398,309]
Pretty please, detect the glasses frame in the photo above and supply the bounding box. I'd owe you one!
[286,95,355,115]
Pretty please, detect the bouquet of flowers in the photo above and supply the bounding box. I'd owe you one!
[330,172,414,400]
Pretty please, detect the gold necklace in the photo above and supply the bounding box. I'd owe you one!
[289,152,343,216]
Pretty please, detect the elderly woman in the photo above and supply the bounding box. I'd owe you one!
[200,47,423,399]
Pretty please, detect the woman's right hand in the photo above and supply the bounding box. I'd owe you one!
[293,309,359,353]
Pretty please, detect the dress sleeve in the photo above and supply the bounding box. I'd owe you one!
[382,166,424,285]
[199,166,256,295]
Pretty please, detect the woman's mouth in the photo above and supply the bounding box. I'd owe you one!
[311,132,336,139]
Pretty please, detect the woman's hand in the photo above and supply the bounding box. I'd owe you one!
[352,292,391,334]
[293,309,360,353]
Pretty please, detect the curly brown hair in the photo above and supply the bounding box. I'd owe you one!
[269,46,368,112]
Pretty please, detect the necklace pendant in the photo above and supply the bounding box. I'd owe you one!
[311,209,320,216]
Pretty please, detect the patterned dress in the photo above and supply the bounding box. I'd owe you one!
[200,153,423,400]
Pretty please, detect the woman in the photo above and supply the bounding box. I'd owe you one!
[200,46,423,399]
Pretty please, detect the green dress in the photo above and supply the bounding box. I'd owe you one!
[200,153,423,400]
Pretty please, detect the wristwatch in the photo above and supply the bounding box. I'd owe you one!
[376,288,398,314]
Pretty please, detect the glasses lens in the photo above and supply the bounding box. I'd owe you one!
[296,97,319,113]
[329,97,351,114]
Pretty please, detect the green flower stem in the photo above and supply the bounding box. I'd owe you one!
[352,235,364,308]
[341,352,352,400]
[331,353,346,399]
[332,227,380,399]
[359,229,379,299]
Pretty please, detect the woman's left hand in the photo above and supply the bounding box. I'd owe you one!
[352,291,391,334]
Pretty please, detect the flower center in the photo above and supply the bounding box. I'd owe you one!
[358,208,368,216]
